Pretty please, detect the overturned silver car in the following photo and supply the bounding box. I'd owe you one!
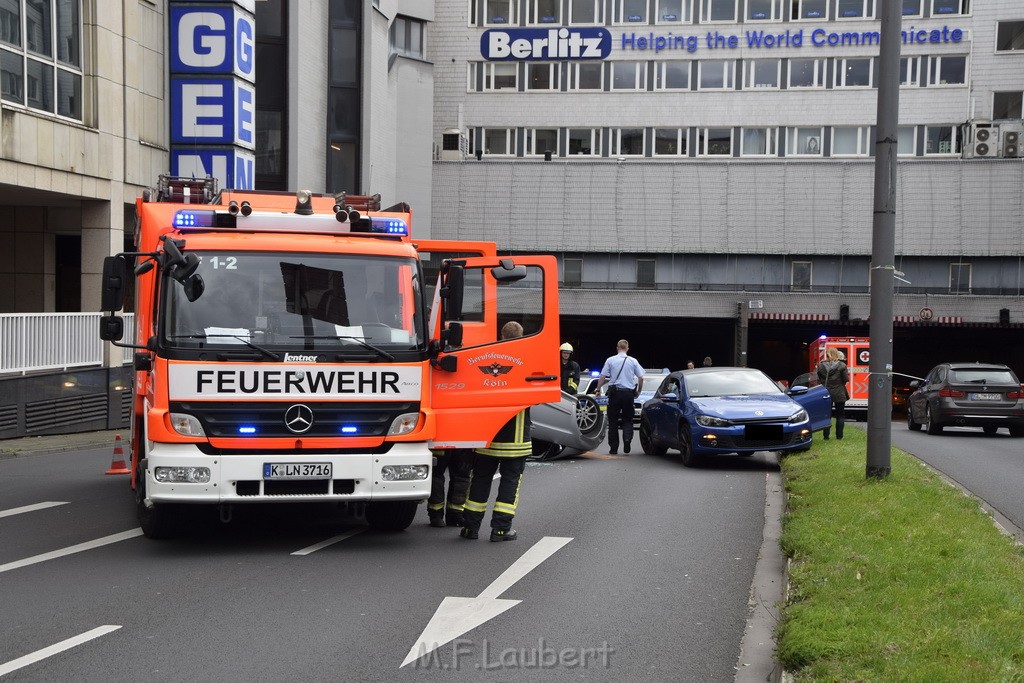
[530,391,607,460]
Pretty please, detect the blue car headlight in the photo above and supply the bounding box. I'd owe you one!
[696,415,731,427]
[789,409,809,424]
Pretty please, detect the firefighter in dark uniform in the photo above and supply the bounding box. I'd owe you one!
[461,321,531,542]
[559,342,580,394]
[426,448,473,527]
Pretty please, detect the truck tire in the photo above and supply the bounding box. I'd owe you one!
[365,500,418,531]
[135,466,181,539]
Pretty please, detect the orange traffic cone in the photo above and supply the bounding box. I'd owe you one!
[105,434,130,475]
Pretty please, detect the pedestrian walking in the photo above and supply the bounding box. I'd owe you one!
[816,347,850,440]
[426,448,472,527]
[596,339,645,454]
[461,321,531,542]
[559,342,581,394]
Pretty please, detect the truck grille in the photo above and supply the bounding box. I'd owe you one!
[171,401,419,439]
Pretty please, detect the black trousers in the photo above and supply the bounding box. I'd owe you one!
[428,449,472,519]
[606,388,635,451]
[462,453,526,532]
[824,401,846,439]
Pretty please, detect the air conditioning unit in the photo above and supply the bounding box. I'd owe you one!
[963,121,1000,158]
[439,128,468,161]
[1001,122,1023,158]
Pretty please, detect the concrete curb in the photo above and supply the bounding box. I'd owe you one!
[0,430,124,460]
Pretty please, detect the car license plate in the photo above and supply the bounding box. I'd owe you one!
[263,463,332,479]
[970,393,1000,401]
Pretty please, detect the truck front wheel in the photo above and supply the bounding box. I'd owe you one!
[365,500,418,531]
[136,466,182,539]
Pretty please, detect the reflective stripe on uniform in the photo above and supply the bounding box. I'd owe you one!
[463,498,488,513]
[427,502,444,511]
[446,502,465,511]
[477,411,531,457]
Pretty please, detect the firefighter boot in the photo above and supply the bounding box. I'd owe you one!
[460,527,479,540]
[428,512,445,528]
[490,529,518,542]
[446,511,465,527]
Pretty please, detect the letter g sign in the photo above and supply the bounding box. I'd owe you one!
[170,6,256,82]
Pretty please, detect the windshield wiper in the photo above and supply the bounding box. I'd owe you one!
[288,335,395,361]
[167,334,280,361]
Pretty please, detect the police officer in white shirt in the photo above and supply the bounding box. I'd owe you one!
[596,339,645,454]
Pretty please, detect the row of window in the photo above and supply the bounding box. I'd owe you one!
[470,0,971,27]
[0,0,82,120]
[562,256,977,292]
[469,54,967,92]
[467,124,971,157]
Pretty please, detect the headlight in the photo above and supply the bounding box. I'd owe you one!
[387,412,420,436]
[696,415,731,427]
[381,464,429,481]
[169,413,205,436]
[154,466,210,483]
[789,409,809,424]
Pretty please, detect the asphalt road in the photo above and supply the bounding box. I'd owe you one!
[0,443,779,682]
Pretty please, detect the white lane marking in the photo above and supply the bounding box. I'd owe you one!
[0,501,69,519]
[0,625,121,677]
[0,529,144,574]
[291,528,365,556]
[401,536,573,667]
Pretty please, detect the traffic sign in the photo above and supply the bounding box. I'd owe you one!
[919,307,934,321]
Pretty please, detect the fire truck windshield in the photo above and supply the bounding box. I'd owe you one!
[162,251,425,357]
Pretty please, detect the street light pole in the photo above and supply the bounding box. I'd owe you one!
[866,1,903,479]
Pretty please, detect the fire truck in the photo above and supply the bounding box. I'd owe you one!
[808,335,870,415]
[99,177,560,538]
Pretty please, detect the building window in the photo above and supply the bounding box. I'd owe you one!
[996,21,1024,52]
[831,126,870,156]
[747,0,784,21]
[744,59,780,89]
[792,261,812,291]
[485,0,517,25]
[655,61,690,89]
[788,58,825,88]
[0,0,81,119]
[611,60,646,90]
[897,126,916,156]
[614,0,649,23]
[569,0,602,23]
[568,128,600,156]
[993,92,1023,120]
[569,61,603,89]
[698,59,735,90]
[327,2,361,194]
[390,16,424,59]
[700,0,737,22]
[835,58,873,87]
[528,0,560,24]
[656,0,692,23]
[637,259,656,289]
[526,128,559,155]
[902,0,922,17]
[526,62,559,90]
[481,128,517,156]
[927,55,966,86]
[924,125,961,155]
[949,262,971,293]
[654,127,687,155]
[482,62,518,90]
[791,0,827,20]
[837,0,873,19]
[613,128,645,155]
[789,127,823,156]
[699,127,732,156]
[741,127,778,156]
[931,0,969,16]
[563,258,583,287]
[900,56,920,86]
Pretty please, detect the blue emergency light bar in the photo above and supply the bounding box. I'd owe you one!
[172,210,408,236]
[371,217,408,235]
[341,426,358,434]
[174,210,218,228]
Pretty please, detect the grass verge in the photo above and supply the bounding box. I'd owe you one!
[777,427,1024,682]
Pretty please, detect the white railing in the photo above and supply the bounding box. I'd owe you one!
[0,312,136,375]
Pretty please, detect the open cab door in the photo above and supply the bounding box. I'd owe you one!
[428,255,560,449]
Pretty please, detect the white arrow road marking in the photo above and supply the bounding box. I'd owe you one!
[400,535,573,668]
[291,528,365,555]
[0,501,69,518]
[0,625,121,676]
[0,529,143,574]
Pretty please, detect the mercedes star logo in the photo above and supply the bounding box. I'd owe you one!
[284,404,314,434]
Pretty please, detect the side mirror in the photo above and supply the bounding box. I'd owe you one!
[182,274,205,302]
[440,264,465,321]
[789,385,809,396]
[99,315,124,341]
[444,322,464,349]
[909,380,920,388]
[491,258,527,282]
[100,256,127,311]
[431,355,458,373]
[659,392,679,403]
[172,253,201,283]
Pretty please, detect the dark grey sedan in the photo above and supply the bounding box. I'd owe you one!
[907,362,1024,437]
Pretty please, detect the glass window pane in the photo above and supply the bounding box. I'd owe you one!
[25,0,51,56]
[662,61,688,88]
[659,0,685,21]
[570,0,597,23]
[485,129,510,154]
[329,87,359,135]
[700,61,725,88]
[655,128,683,154]
[56,67,79,118]
[996,21,1024,52]
[331,28,358,84]
[56,0,79,66]
[0,0,20,47]
[530,129,558,154]
[612,62,638,89]
[743,128,769,154]
[256,110,284,175]
[568,129,596,154]
[0,47,22,103]
[801,0,827,18]
[748,0,775,19]
[528,63,552,89]
[938,56,965,84]
[330,0,360,24]
[993,92,1023,120]
[708,0,735,21]
[902,0,921,15]
[487,0,513,23]
[493,63,516,88]
[409,21,422,55]
[795,128,820,154]
[833,127,859,154]
[623,0,647,22]
[897,126,914,154]
[536,0,559,22]
[576,62,602,88]
[26,58,52,111]
[328,141,358,194]
[837,0,865,17]
[752,60,778,87]
[790,58,816,87]
[843,59,871,86]
[706,127,731,154]
[564,258,582,287]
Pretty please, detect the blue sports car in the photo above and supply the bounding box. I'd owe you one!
[638,367,832,467]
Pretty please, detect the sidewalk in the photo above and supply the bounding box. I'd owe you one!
[0,429,125,458]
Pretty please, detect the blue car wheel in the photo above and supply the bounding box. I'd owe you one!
[678,424,698,468]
